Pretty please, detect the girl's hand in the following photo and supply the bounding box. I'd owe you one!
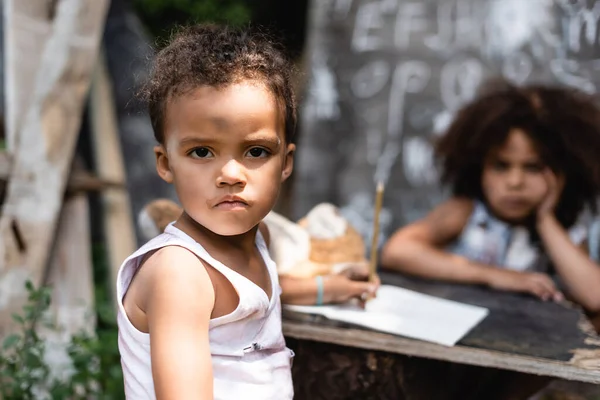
[486,268,564,302]
[537,169,565,220]
[324,262,380,307]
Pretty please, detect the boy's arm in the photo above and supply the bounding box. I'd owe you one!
[143,247,215,400]
[538,214,600,312]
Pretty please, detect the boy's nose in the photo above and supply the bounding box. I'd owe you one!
[217,159,247,187]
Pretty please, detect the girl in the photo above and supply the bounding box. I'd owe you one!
[117,24,296,399]
[382,81,600,316]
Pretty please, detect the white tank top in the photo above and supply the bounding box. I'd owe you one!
[116,224,294,400]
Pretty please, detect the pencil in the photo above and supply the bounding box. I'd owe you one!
[369,181,384,282]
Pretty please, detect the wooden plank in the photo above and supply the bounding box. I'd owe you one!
[4,0,51,150]
[45,187,95,335]
[89,51,137,304]
[0,0,109,337]
[41,188,95,382]
[0,151,11,178]
[381,272,598,362]
[283,271,600,384]
[0,151,123,192]
[283,320,600,384]
[287,337,550,400]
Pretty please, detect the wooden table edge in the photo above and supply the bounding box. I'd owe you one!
[283,320,600,384]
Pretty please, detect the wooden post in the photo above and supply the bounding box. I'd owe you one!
[0,0,109,337]
[42,189,96,380]
[46,163,96,337]
[89,51,137,305]
[4,0,49,150]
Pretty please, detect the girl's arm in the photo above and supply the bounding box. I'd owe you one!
[538,214,600,312]
[536,169,600,312]
[380,198,490,282]
[380,198,561,300]
[143,247,215,400]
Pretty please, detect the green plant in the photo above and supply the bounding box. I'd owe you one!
[90,243,125,400]
[0,281,121,399]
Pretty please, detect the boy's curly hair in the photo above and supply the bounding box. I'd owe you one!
[436,80,600,228]
[141,24,297,144]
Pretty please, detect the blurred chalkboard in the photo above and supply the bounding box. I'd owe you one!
[293,0,600,249]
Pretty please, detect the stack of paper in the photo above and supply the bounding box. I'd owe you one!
[284,285,489,346]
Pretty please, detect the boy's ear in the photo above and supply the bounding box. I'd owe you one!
[281,143,295,182]
[155,145,173,183]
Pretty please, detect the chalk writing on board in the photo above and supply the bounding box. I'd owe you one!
[352,2,384,52]
[440,58,483,112]
[334,0,354,20]
[502,51,534,84]
[557,0,600,53]
[305,54,340,120]
[551,58,596,93]
[375,61,430,185]
[403,137,438,187]
[351,60,391,99]
[394,3,428,49]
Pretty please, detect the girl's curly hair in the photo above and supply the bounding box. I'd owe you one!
[140,24,297,144]
[436,80,600,228]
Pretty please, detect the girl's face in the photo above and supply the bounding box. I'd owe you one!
[481,129,551,223]
[155,81,295,236]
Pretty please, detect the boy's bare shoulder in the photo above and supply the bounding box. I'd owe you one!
[134,245,215,312]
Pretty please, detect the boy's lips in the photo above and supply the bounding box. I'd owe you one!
[213,195,249,210]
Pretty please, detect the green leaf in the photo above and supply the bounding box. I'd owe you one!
[3,334,20,349]
[11,313,25,324]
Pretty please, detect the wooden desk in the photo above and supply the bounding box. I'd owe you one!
[283,272,600,400]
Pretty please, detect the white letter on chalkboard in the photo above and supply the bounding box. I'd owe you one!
[403,136,438,186]
[563,1,600,52]
[380,0,399,14]
[550,58,596,94]
[352,2,383,52]
[387,61,431,139]
[424,1,453,51]
[373,61,430,185]
[394,3,428,49]
[334,0,354,20]
[351,60,391,99]
[503,51,533,84]
[440,58,483,111]
[306,54,341,120]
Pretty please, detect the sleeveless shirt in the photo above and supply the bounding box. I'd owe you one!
[116,224,294,399]
[449,201,589,272]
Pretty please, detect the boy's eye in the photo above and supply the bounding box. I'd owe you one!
[190,147,213,159]
[247,147,270,158]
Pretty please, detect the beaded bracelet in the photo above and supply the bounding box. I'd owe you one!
[315,275,324,306]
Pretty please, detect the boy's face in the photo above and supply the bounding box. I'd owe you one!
[155,81,294,236]
[481,128,551,222]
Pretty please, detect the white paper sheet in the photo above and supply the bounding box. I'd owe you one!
[284,285,489,346]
